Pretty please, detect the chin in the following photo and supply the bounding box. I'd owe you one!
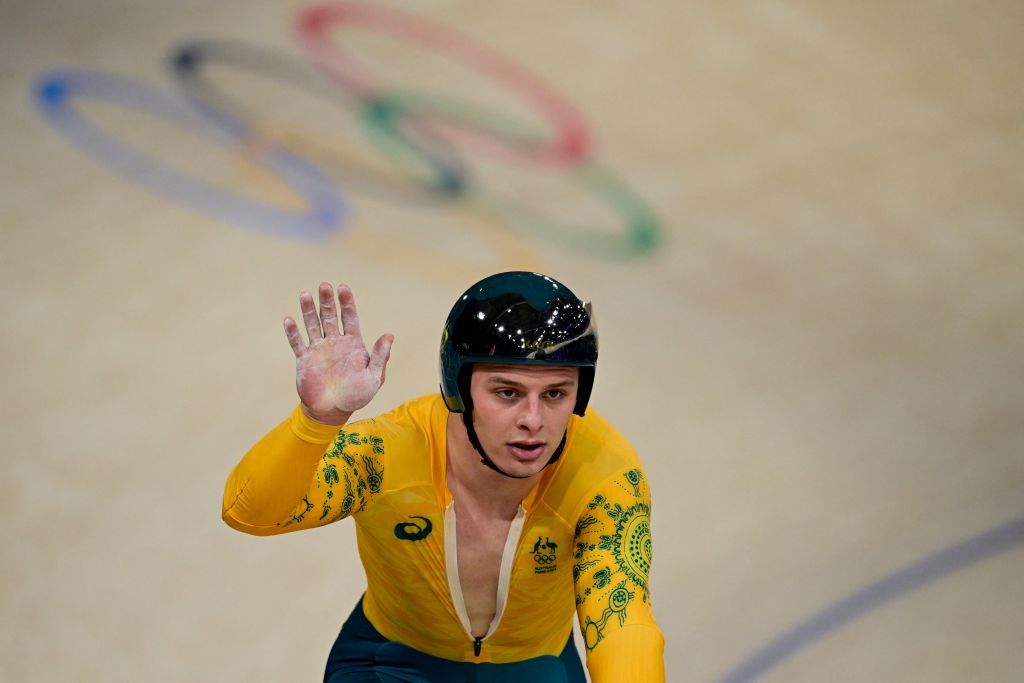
[502,454,552,477]
[515,462,548,476]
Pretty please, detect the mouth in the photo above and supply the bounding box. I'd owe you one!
[507,441,547,462]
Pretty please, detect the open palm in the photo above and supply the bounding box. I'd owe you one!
[284,283,393,424]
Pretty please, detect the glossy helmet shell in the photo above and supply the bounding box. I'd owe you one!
[439,272,598,416]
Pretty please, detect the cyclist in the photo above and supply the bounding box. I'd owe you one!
[223,272,664,682]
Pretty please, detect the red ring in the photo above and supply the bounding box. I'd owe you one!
[296,2,592,165]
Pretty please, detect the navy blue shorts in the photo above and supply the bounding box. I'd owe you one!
[324,597,587,683]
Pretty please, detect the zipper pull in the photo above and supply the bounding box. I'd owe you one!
[473,636,483,657]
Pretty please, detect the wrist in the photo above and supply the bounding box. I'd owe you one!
[299,403,353,426]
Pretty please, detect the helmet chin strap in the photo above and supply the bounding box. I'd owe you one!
[461,410,567,480]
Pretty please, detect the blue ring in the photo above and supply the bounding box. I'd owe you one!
[33,68,347,241]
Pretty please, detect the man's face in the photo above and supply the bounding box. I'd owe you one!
[468,364,580,478]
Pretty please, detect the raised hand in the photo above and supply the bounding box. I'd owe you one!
[283,283,394,425]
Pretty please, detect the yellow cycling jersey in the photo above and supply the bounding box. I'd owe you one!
[223,394,664,682]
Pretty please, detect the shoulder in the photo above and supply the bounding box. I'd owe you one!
[542,408,649,521]
[334,394,446,483]
[566,407,643,475]
[346,393,445,440]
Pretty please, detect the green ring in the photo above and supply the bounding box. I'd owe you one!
[361,90,662,260]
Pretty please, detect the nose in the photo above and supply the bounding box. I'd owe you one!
[516,395,544,432]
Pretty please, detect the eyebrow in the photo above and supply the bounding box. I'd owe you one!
[485,376,577,389]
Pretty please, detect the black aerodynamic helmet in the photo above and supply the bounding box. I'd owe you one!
[440,271,598,416]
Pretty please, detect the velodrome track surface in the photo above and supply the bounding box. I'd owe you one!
[3,2,1023,680]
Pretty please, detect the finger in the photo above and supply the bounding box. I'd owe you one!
[318,282,341,338]
[337,283,363,339]
[368,334,393,384]
[283,317,306,357]
[299,290,323,342]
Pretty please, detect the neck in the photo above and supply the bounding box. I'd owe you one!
[445,413,538,518]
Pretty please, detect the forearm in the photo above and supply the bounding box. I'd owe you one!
[586,623,665,683]
[222,406,342,534]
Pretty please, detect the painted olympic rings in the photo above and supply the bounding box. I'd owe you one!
[33,2,662,258]
[33,68,345,241]
[170,40,468,204]
[363,93,660,258]
[296,2,591,165]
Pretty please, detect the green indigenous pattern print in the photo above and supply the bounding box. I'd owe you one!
[282,427,385,529]
[573,468,653,652]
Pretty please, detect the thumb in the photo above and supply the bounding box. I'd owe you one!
[368,334,394,385]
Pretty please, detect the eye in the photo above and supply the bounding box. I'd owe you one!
[545,389,566,400]
[496,388,518,399]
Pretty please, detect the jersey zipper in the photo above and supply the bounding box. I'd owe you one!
[444,501,527,658]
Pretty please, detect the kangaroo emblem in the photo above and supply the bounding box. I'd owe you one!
[531,536,558,573]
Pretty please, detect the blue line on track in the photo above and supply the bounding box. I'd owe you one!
[718,514,1024,683]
